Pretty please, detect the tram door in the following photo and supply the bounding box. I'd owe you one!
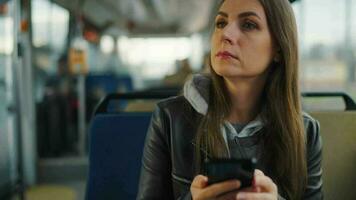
[0,0,18,197]
[1,0,37,198]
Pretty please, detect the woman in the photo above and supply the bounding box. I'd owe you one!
[137,0,322,199]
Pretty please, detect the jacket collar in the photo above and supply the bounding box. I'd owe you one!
[183,74,210,115]
[183,74,264,139]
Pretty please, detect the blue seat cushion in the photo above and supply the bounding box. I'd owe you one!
[86,113,152,200]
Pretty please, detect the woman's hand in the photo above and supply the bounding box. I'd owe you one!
[236,169,278,200]
[191,169,278,200]
[190,175,241,200]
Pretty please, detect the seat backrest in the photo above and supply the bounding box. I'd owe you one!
[86,112,152,200]
[309,111,356,200]
[86,74,133,94]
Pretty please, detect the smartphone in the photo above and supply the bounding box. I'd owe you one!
[205,158,257,188]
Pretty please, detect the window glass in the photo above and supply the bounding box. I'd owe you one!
[32,0,69,50]
[292,0,356,109]
[117,36,203,82]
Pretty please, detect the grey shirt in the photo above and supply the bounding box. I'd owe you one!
[227,123,262,161]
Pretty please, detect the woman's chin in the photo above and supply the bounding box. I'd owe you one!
[213,67,243,78]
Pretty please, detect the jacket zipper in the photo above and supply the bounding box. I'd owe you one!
[171,173,192,185]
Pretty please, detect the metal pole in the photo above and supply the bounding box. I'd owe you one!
[78,74,86,156]
[12,0,25,198]
[19,0,36,187]
[73,10,87,156]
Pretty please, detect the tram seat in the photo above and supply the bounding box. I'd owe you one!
[124,100,158,112]
[86,92,356,200]
[86,92,176,200]
[309,111,356,200]
[86,112,152,200]
[86,74,133,94]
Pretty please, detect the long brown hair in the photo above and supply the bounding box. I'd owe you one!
[194,0,307,199]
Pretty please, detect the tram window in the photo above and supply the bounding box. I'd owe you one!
[0,16,13,55]
[100,35,114,54]
[117,36,204,80]
[32,0,69,58]
[292,0,356,109]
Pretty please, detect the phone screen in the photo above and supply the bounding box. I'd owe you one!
[205,158,257,188]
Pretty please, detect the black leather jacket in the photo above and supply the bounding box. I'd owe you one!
[137,95,323,200]
[137,96,322,199]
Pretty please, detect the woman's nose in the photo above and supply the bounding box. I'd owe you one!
[221,23,239,45]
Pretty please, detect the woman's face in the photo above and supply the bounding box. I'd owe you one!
[211,0,275,79]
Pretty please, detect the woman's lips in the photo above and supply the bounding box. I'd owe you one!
[216,51,239,60]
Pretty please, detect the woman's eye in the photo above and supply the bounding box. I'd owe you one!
[215,20,227,29]
[241,21,257,31]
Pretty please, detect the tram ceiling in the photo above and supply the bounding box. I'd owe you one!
[52,0,300,37]
[52,0,217,36]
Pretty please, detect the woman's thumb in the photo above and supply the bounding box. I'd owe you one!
[191,175,208,188]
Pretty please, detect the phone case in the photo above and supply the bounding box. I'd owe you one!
[205,158,257,188]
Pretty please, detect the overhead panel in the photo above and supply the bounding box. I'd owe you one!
[52,0,220,36]
[52,0,80,12]
[82,0,114,27]
[178,0,215,34]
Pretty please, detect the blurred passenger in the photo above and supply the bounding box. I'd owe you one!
[57,54,70,76]
[138,0,322,199]
[163,58,193,87]
[37,54,78,157]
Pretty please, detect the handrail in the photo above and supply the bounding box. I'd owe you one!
[94,90,178,114]
[95,91,356,114]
